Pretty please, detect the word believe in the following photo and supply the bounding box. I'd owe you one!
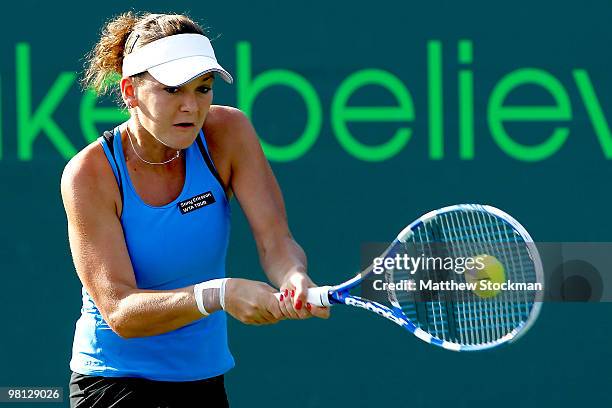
[1,40,612,162]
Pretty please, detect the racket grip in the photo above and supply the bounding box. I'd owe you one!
[306,286,333,307]
[273,286,333,307]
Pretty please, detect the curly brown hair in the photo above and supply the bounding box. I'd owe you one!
[81,11,207,98]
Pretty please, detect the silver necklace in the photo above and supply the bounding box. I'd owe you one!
[126,126,180,165]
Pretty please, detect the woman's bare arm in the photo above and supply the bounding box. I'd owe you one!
[61,143,282,338]
[209,106,329,319]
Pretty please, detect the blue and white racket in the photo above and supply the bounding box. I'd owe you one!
[294,204,543,351]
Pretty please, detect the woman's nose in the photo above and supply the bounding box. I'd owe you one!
[179,93,198,112]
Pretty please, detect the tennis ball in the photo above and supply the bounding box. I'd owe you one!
[464,254,506,298]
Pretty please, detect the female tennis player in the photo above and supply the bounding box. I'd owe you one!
[61,11,329,407]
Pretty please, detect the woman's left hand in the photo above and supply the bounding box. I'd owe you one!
[278,270,331,320]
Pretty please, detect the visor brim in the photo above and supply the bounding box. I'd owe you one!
[147,55,233,86]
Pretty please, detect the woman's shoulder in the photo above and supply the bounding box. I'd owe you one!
[203,105,256,148]
[60,139,120,214]
[206,104,247,126]
[205,105,254,136]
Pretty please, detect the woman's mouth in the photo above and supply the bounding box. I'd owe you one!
[174,123,195,129]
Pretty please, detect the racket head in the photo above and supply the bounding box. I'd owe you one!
[334,204,543,351]
[393,204,543,350]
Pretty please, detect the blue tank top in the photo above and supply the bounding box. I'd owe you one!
[69,124,235,381]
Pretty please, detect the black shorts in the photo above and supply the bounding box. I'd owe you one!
[69,371,229,408]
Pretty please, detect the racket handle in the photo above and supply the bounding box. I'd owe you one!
[274,286,333,307]
[306,286,333,307]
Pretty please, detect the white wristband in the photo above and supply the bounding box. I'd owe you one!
[193,278,228,316]
[220,278,230,310]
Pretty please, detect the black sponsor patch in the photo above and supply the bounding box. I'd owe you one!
[178,191,216,215]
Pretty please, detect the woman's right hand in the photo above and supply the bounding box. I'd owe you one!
[223,278,285,325]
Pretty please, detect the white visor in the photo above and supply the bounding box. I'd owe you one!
[122,33,233,86]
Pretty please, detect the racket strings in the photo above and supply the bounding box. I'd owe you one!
[453,210,535,344]
[389,208,538,346]
[468,210,508,343]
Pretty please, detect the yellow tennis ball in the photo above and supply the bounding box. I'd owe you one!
[464,254,506,298]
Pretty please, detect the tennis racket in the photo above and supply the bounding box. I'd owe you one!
[282,204,543,351]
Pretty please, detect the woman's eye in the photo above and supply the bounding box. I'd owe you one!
[163,86,210,94]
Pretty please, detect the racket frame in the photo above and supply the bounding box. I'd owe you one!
[317,204,544,351]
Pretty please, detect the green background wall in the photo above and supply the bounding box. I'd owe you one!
[1,1,611,406]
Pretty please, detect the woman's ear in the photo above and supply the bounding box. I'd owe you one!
[120,76,138,109]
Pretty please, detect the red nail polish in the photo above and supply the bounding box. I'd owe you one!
[291,290,295,298]
[280,294,284,301]
[306,303,311,311]
[284,289,288,297]
[295,300,302,310]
